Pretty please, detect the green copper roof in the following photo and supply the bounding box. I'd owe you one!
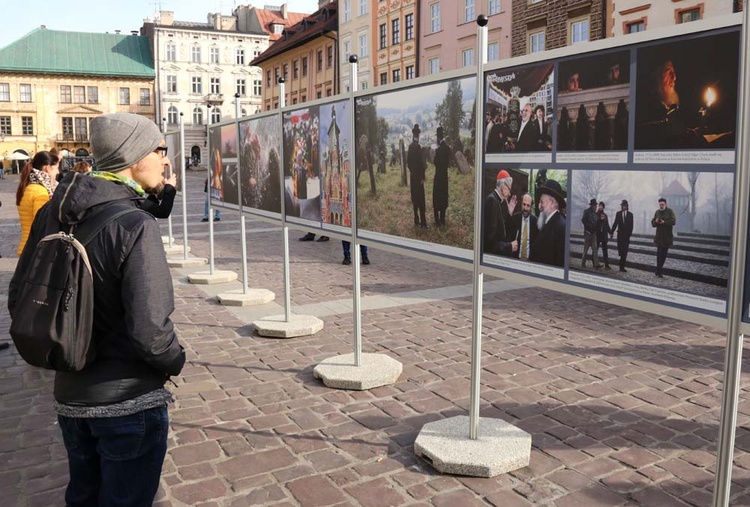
[0,28,154,78]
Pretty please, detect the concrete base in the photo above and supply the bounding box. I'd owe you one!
[188,270,239,285]
[164,244,191,256]
[414,415,531,477]
[252,314,323,338]
[218,288,275,306]
[167,257,207,268]
[313,353,402,390]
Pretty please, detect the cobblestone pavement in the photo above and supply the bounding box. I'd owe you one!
[1,172,749,506]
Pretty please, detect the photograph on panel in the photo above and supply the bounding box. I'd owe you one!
[484,62,554,163]
[556,50,630,164]
[282,106,321,221]
[209,124,240,208]
[164,132,182,193]
[482,167,568,276]
[634,29,739,157]
[238,115,282,215]
[319,100,352,229]
[569,169,732,308]
[354,76,476,253]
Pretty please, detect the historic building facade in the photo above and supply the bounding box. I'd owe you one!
[338,0,373,91]
[373,0,418,86]
[609,0,740,36]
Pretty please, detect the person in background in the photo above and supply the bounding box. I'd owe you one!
[610,199,634,272]
[72,161,92,174]
[15,151,59,255]
[596,201,612,270]
[202,177,221,222]
[341,240,369,265]
[652,197,676,278]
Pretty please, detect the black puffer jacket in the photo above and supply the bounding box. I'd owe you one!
[8,172,185,405]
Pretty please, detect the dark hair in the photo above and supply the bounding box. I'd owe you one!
[658,197,666,203]
[72,161,91,174]
[599,201,605,208]
[534,105,545,114]
[16,151,59,206]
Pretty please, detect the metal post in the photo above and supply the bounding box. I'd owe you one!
[235,92,241,119]
[712,8,750,506]
[179,113,189,260]
[207,105,215,275]
[234,93,249,294]
[162,116,174,248]
[348,55,362,367]
[469,15,489,441]
[279,79,292,322]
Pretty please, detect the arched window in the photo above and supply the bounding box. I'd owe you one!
[211,108,221,124]
[167,106,179,124]
[193,107,203,125]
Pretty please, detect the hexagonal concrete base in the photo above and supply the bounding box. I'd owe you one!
[252,314,323,338]
[313,353,403,390]
[188,270,239,285]
[167,257,207,268]
[218,288,275,306]
[414,415,531,477]
[164,244,191,256]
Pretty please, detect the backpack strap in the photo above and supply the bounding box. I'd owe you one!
[72,203,144,246]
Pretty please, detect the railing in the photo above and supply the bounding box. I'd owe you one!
[56,133,90,143]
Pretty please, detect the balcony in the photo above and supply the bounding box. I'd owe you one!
[57,133,90,143]
[205,93,224,106]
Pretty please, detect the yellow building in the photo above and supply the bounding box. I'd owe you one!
[0,28,155,171]
[251,2,338,110]
[373,0,418,86]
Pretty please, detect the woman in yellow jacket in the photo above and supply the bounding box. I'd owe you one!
[16,151,60,254]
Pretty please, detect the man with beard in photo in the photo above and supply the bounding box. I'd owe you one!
[483,170,517,256]
[508,103,540,152]
[529,180,566,267]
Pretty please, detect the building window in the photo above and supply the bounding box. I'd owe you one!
[530,0,543,3]
[406,65,414,80]
[343,0,351,22]
[0,116,10,136]
[360,0,367,15]
[392,19,401,45]
[140,88,150,106]
[326,89,332,97]
[211,46,220,64]
[191,45,201,63]
[380,24,387,49]
[253,48,261,58]
[167,75,177,93]
[283,64,289,79]
[359,34,368,56]
[429,57,440,74]
[327,45,333,68]
[380,72,387,85]
[488,42,499,61]
[193,107,203,125]
[236,78,246,96]
[570,18,589,44]
[462,48,475,67]
[529,30,545,53]
[294,59,299,79]
[405,14,414,41]
[61,117,73,137]
[21,116,33,135]
[166,43,176,61]
[275,67,279,82]
[626,21,646,33]
[211,108,221,123]
[678,8,701,23]
[192,77,203,94]
[210,77,221,94]
[361,81,368,89]
[489,0,500,15]
[465,0,475,23]
[393,69,401,82]
[316,91,322,99]
[343,41,351,60]
[119,87,130,105]
[0,83,9,101]
[430,3,441,33]
[168,106,178,124]
[60,85,72,103]
[302,56,308,76]
[253,79,262,96]
[18,84,32,102]
[317,50,323,72]
[267,70,271,87]
[75,118,88,139]
[87,86,98,103]
[73,86,85,103]
[236,48,245,65]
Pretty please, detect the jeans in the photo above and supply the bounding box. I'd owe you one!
[58,406,169,507]
[656,246,669,274]
[342,241,368,259]
[203,193,221,219]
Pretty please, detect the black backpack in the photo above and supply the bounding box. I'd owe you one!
[10,203,138,371]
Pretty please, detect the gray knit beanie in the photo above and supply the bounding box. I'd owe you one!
[90,113,163,172]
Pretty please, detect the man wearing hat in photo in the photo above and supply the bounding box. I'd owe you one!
[530,179,567,267]
[9,113,185,507]
[581,197,602,268]
[407,123,428,228]
[483,169,518,256]
[432,125,451,227]
[610,199,634,272]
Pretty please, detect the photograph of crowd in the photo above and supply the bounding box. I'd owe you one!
[319,100,352,228]
[634,29,740,151]
[239,115,282,215]
[557,50,630,152]
[164,132,182,193]
[482,168,568,268]
[283,107,321,221]
[209,124,240,208]
[484,63,554,155]
[354,77,477,252]
[569,169,732,300]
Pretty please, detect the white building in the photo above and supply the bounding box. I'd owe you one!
[338,0,372,92]
[141,10,270,166]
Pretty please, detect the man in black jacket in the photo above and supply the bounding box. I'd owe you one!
[529,180,567,267]
[9,113,185,507]
[610,199,634,272]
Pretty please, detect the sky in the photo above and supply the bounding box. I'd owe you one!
[0,0,317,48]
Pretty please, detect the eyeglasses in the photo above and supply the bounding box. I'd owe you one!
[155,146,168,156]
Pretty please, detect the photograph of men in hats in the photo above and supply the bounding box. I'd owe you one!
[529,178,567,267]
